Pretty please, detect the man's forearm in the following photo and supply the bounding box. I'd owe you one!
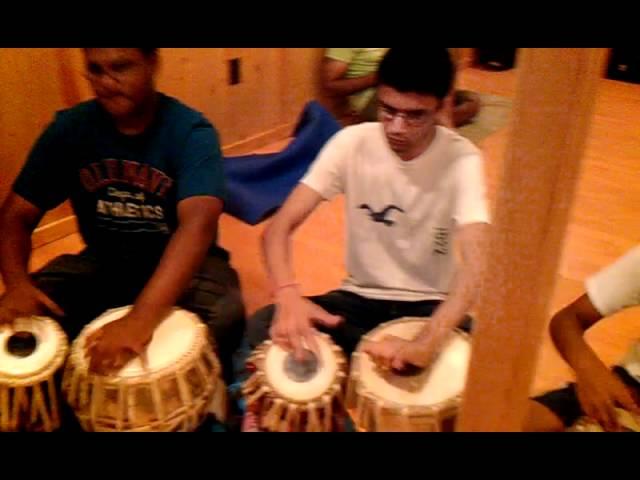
[550,312,605,376]
[261,222,297,292]
[415,266,480,344]
[260,185,323,293]
[0,220,35,289]
[130,223,215,326]
[416,223,488,344]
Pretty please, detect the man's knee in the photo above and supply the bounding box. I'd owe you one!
[453,90,481,127]
[528,384,581,431]
[195,288,246,345]
[216,288,246,329]
[30,252,105,337]
[523,399,566,432]
[33,252,99,282]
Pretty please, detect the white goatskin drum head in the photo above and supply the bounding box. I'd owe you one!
[0,316,64,378]
[76,306,199,377]
[264,337,338,402]
[359,319,471,407]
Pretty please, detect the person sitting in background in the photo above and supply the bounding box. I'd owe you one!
[322,48,481,127]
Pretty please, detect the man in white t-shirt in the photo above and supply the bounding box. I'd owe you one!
[236,49,490,429]
[526,246,640,431]
[235,48,489,431]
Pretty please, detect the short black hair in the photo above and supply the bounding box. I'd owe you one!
[83,48,158,57]
[138,48,158,57]
[378,48,454,100]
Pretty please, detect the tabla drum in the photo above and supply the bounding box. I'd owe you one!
[347,317,471,432]
[62,306,225,432]
[0,316,69,431]
[242,333,348,432]
[567,408,640,432]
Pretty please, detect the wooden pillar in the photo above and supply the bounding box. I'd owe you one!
[456,48,608,431]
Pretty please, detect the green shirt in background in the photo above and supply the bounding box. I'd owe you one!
[325,48,461,116]
[325,48,388,114]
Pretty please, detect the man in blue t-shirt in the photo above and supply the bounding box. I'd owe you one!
[0,48,245,387]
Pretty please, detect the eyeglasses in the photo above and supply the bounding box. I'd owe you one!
[378,102,437,126]
[84,60,140,85]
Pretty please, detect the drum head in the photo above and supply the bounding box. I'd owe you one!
[264,336,339,402]
[0,316,67,379]
[356,318,471,407]
[75,306,202,378]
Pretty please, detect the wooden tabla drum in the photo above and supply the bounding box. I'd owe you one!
[567,408,640,432]
[347,317,471,432]
[0,316,69,432]
[62,306,225,432]
[242,333,348,432]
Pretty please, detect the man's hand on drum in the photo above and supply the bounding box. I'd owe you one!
[574,361,640,432]
[85,311,154,375]
[269,287,342,361]
[364,327,445,372]
[0,282,64,328]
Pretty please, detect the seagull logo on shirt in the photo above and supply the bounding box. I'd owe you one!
[358,204,405,226]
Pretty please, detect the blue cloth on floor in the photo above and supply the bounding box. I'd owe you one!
[222,101,342,225]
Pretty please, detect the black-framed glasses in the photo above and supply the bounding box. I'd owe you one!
[378,101,437,126]
[84,59,140,85]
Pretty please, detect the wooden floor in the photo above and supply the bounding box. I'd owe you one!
[12,66,640,396]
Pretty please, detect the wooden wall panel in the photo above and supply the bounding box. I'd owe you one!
[0,48,78,235]
[281,48,325,121]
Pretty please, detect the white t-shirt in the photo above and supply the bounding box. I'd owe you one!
[300,123,490,302]
[585,245,640,382]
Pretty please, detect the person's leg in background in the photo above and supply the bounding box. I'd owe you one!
[452,90,481,127]
[357,91,379,123]
[441,48,481,128]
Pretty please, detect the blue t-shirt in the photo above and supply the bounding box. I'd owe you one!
[13,93,228,263]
